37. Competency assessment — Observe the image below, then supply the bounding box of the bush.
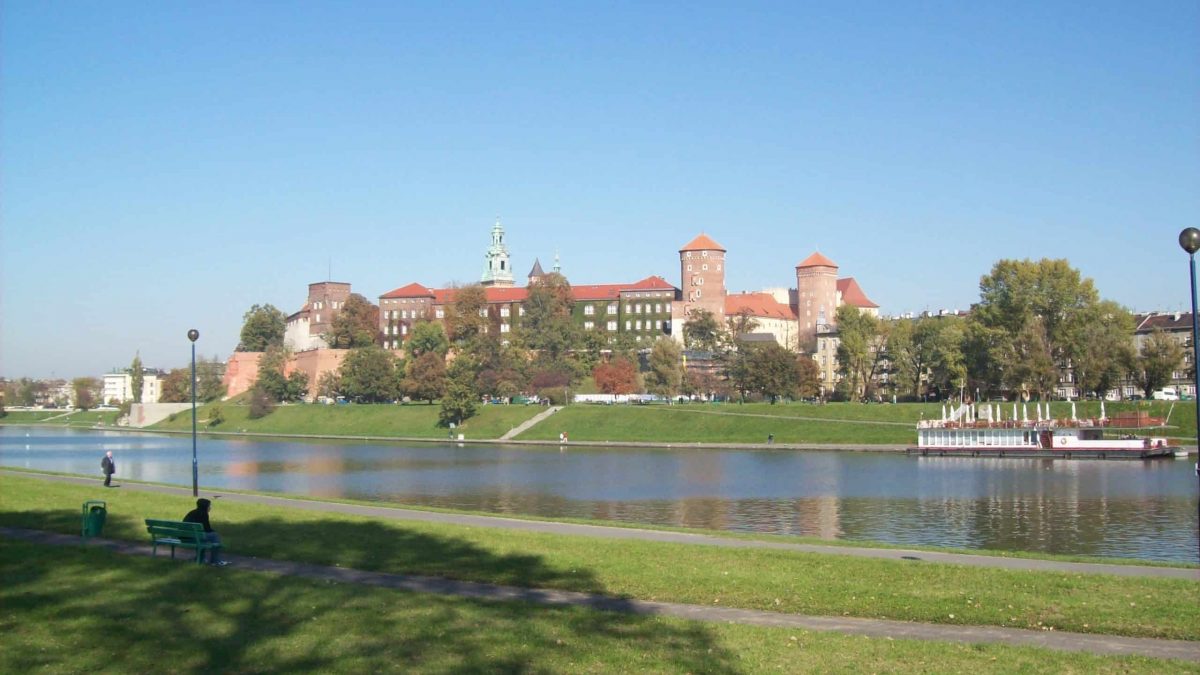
[207,405,225,427]
[536,387,568,406]
[248,387,275,419]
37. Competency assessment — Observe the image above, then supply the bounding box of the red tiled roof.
[1135,312,1194,333]
[796,252,838,268]
[380,283,434,299]
[484,287,528,303]
[680,233,726,252]
[571,284,624,301]
[625,275,676,291]
[837,277,878,309]
[725,292,797,320]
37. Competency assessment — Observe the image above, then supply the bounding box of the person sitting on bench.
[182,498,227,566]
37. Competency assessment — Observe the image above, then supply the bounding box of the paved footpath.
[10,470,1195,581]
[3,525,1198,663]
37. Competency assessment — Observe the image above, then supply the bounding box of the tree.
[197,357,226,402]
[72,377,100,410]
[159,368,189,403]
[439,373,478,428]
[683,310,723,352]
[835,306,888,401]
[742,343,802,403]
[727,310,760,340]
[593,357,639,394]
[248,386,275,419]
[404,352,446,404]
[1131,329,1184,399]
[644,339,683,400]
[238,304,287,352]
[446,284,489,344]
[130,353,144,403]
[255,346,307,402]
[520,272,580,366]
[888,316,967,400]
[339,346,399,402]
[968,259,1105,399]
[317,371,342,400]
[406,321,450,360]
[1070,301,1134,399]
[16,378,41,407]
[328,293,380,349]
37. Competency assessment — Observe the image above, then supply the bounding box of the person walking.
[100,450,116,487]
[183,498,228,566]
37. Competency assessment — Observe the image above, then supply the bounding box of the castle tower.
[671,234,726,340]
[527,258,545,285]
[795,252,839,351]
[481,219,514,287]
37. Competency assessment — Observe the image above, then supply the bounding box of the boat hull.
[906,446,1176,460]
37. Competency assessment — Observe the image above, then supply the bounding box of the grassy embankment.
[0,409,121,428]
[2,473,1196,644]
[143,398,1200,446]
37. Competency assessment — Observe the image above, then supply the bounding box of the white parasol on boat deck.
[1100,400,1107,421]
[1071,401,1077,421]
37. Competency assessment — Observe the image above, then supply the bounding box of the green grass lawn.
[0,409,120,427]
[150,400,544,440]
[4,541,1190,674]
[3,473,1196,642]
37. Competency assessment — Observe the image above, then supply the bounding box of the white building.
[102,370,163,404]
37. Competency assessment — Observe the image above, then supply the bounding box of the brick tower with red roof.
[672,234,727,338]
[795,252,839,351]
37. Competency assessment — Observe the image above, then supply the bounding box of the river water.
[2,427,1197,563]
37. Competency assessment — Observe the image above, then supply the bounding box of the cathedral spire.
[481,218,514,287]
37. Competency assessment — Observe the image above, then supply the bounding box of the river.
[2,427,1196,563]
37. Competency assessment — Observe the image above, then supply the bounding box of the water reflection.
[2,427,1195,562]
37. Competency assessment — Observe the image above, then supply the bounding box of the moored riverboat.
[910,402,1177,459]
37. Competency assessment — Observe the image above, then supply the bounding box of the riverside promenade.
[3,470,1198,663]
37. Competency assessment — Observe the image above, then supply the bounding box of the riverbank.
[140,399,1200,450]
[2,472,1198,671]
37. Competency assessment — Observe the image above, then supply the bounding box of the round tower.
[795,252,839,351]
[671,234,727,337]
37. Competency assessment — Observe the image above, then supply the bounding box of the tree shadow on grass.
[1,511,741,673]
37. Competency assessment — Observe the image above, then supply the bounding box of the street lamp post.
[188,328,200,497]
[1177,228,1200,564]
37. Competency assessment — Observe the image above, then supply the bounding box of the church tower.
[795,252,839,351]
[481,219,514,287]
[671,233,726,340]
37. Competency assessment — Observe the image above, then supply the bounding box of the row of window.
[685,264,720,272]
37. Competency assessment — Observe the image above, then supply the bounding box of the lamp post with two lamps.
[1176,228,1200,564]
[188,328,199,497]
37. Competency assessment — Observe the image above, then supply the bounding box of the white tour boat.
[911,401,1177,460]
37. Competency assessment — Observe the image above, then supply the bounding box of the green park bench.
[144,519,220,565]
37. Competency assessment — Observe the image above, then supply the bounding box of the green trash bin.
[82,500,107,539]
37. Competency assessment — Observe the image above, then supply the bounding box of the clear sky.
[2,2,1197,379]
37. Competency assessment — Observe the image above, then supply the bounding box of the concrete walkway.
[2,526,1197,663]
[499,405,562,440]
[7,470,1197,580]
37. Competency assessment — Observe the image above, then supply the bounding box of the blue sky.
[2,2,1197,378]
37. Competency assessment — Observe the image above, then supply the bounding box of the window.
[500,323,510,333]
[687,264,693,271]
[625,321,632,331]
[636,320,642,330]
[701,251,708,258]
[400,324,408,335]
[315,314,320,323]
[655,304,662,314]
[607,321,617,331]
[696,290,702,298]
[636,304,643,314]
[500,307,510,317]
[702,264,708,271]
[607,304,617,315]
[479,309,488,317]
[435,309,445,319]
[584,321,594,330]
[697,277,704,285]
[519,306,526,316]
[584,305,595,315]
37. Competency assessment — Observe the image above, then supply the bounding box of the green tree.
[683,310,723,352]
[255,346,307,402]
[644,338,683,400]
[197,357,226,402]
[130,353,144,404]
[1131,329,1184,399]
[339,346,399,403]
[439,376,478,428]
[317,371,342,400]
[406,321,450,360]
[238,304,287,352]
[248,386,275,419]
[404,352,446,404]
[72,377,100,410]
[328,293,380,349]
[742,343,801,403]
[796,355,821,399]
[726,310,760,340]
[16,378,42,407]
[835,306,887,401]
[520,272,580,367]
[446,284,489,344]
[1070,301,1134,399]
[888,316,967,400]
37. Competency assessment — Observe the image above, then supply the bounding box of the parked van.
[1151,387,1179,401]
